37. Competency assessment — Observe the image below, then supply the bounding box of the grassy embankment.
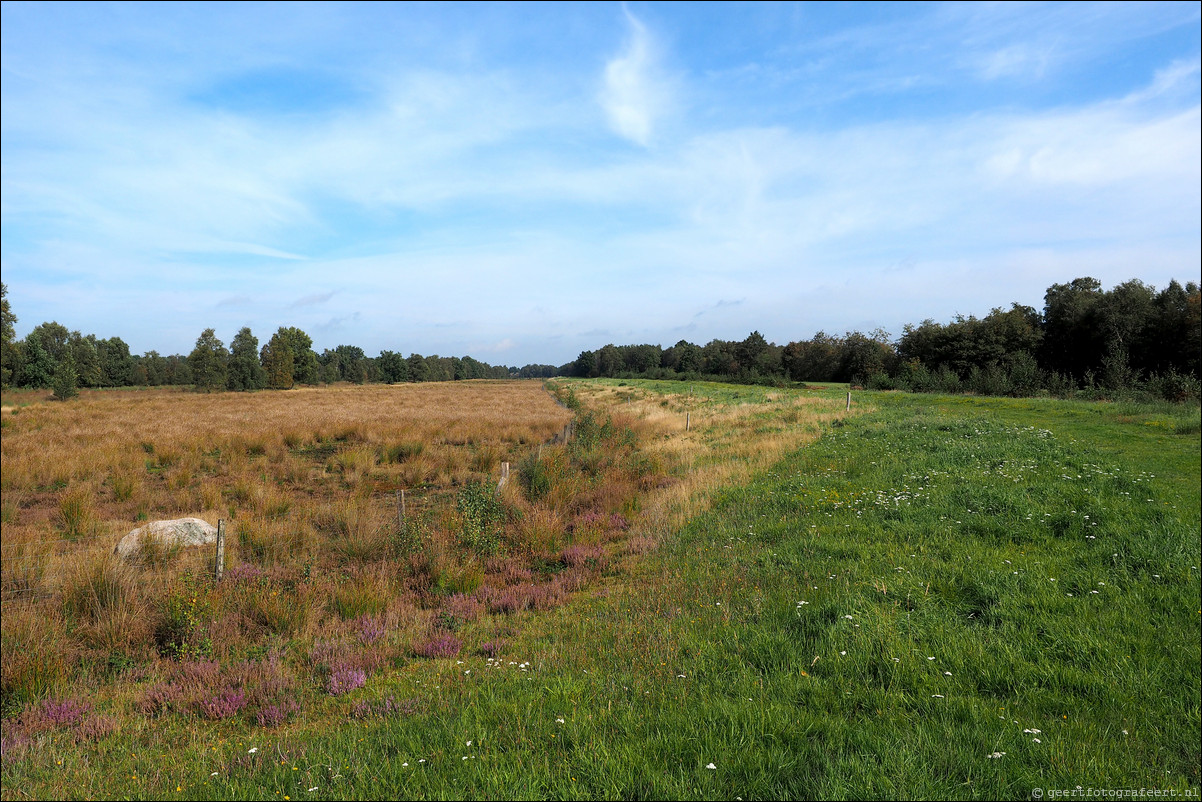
[3,380,1199,799]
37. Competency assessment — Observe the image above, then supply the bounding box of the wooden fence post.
[396,489,406,530]
[214,519,225,582]
[846,391,851,412]
[686,411,690,431]
[496,462,510,494]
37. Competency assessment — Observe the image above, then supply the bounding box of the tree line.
[2,276,1198,401]
[563,277,1200,402]
[0,284,532,397]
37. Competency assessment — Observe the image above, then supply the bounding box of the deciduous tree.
[188,328,229,392]
[227,327,265,391]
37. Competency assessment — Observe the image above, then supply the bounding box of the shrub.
[51,356,79,401]
[442,593,483,626]
[23,697,91,731]
[561,544,605,569]
[156,574,214,660]
[255,700,299,728]
[136,683,185,718]
[479,640,506,658]
[326,664,367,696]
[197,688,248,720]
[456,481,505,556]
[355,615,385,645]
[519,453,555,501]
[414,633,462,659]
[225,562,266,584]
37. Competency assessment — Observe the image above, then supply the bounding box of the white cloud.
[599,9,670,147]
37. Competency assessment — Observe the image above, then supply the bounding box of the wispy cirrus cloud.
[599,8,673,147]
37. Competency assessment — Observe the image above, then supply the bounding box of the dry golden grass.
[1,382,570,681]
[1,381,570,547]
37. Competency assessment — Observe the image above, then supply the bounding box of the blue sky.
[2,1,1199,366]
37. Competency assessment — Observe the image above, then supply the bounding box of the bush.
[1146,368,1200,403]
[519,453,554,501]
[51,356,78,401]
[456,481,505,556]
[156,573,213,660]
[931,366,963,394]
[325,665,367,696]
[414,633,462,659]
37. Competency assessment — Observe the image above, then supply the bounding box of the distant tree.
[261,332,295,389]
[164,354,192,385]
[377,350,410,383]
[317,350,342,383]
[701,339,737,376]
[459,355,487,380]
[188,328,229,392]
[782,332,841,382]
[1041,277,1104,379]
[736,331,769,376]
[331,344,367,383]
[517,363,558,378]
[0,283,16,387]
[839,330,895,384]
[28,322,71,365]
[624,344,662,374]
[672,340,702,374]
[434,356,458,381]
[139,351,168,386]
[275,326,318,384]
[70,333,103,388]
[407,353,430,382]
[18,329,56,388]
[51,350,78,401]
[227,327,265,391]
[1148,280,1202,378]
[0,283,13,351]
[573,350,597,378]
[596,344,622,377]
[97,336,134,386]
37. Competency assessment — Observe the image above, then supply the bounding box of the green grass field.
[2,383,1198,800]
